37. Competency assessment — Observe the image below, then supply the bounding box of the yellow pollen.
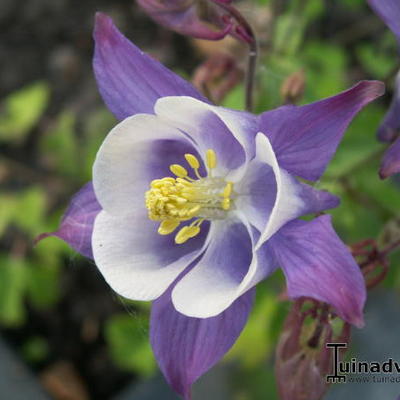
[206,149,217,169]
[145,149,234,244]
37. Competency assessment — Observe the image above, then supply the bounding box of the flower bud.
[137,0,233,40]
[377,70,400,143]
[275,299,350,400]
[280,69,306,104]
[192,53,242,102]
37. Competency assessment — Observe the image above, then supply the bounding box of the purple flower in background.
[368,0,400,178]
[137,0,234,40]
[38,13,384,399]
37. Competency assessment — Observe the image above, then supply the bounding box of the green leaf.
[0,256,27,327]
[324,104,384,177]
[302,41,348,101]
[13,187,47,237]
[81,109,116,181]
[226,274,287,369]
[0,194,18,237]
[104,314,156,376]
[222,84,245,111]
[0,82,49,143]
[21,336,49,363]
[40,112,79,178]
[274,15,306,56]
[27,264,60,309]
[357,43,397,79]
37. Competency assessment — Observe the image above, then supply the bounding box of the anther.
[222,182,233,198]
[184,154,200,169]
[175,225,201,244]
[206,149,217,170]
[158,220,180,235]
[170,164,188,178]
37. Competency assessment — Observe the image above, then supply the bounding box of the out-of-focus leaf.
[232,363,278,400]
[340,0,364,9]
[81,109,116,181]
[303,0,324,21]
[0,194,18,237]
[324,104,384,177]
[40,112,79,177]
[384,252,400,288]
[357,42,397,80]
[256,55,302,112]
[0,82,49,142]
[0,256,27,327]
[13,187,46,236]
[21,336,49,363]
[27,264,60,309]
[226,291,284,368]
[104,314,156,376]
[302,41,347,101]
[274,15,306,56]
[222,84,245,111]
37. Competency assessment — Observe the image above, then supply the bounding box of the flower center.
[145,149,234,244]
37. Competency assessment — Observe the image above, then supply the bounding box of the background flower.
[368,0,400,178]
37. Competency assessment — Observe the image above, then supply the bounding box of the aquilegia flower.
[368,0,400,178]
[39,13,384,399]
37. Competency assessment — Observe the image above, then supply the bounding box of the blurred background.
[1,0,400,399]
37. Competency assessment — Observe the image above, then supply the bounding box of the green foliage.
[0,257,28,327]
[21,336,49,363]
[0,82,49,143]
[226,288,286,368]
[14,187,47,236]
[27,264,60,309]
[40,112,79,177]
[104,314,156,376]
[302,41,348,100]
[81,109,116,180]
[357,43,397,80]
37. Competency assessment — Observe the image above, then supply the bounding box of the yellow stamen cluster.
[145,149,233,244]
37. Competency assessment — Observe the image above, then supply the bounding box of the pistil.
[145,149,233,244]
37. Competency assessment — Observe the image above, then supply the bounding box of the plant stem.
[213,1,258,111]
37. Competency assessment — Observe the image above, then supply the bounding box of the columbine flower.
[368,0,400,178]
[275,299,351,400]
[39,13,384,399]
[137,0,234,40]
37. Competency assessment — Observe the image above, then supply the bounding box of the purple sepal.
[150,285,255,399]
[377,72,400,142]
[270,215,366,328]
[368,0,400,46]
[380,136,400,179]
[259,81,385,181]
[137,0,233,41]
[36,182,101,259]
[93,13,208,121]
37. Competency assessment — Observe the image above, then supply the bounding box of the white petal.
[93,113,196,216]
[171,217,276,318]
[253,133,306,249]
[92,209,209,301]
[154,96,256,181]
